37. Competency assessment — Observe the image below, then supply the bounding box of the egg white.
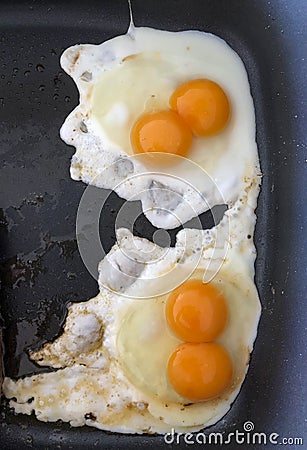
[3,179,261,434]
[60,26,260,229]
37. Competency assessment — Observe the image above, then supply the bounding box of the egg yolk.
[170,79,230,137]
[166,280,228,342]
[130,110,192,158]
[168,342,232,401]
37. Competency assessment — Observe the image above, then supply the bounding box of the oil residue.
[0,194,81,379]
[35,64,45,72]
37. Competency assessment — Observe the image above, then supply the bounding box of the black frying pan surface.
[0,0,306,448]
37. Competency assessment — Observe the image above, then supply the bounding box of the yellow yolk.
[166,280,228,342]
[130,110,192,158]
[170,79,230,137]
[167,342,233,401]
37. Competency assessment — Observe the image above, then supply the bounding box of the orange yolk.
[130,110,192,158]
[166,280,228,342]
[170,79,230,137]
[167,342,233,401]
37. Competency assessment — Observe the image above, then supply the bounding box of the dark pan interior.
[0,0,306,448]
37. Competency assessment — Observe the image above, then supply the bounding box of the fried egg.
[3,180,261,433]
[60,25,260,229]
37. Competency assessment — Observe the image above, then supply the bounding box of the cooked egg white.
[3,180,261,434]
[60,25,260,229]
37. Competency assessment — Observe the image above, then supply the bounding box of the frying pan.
[0,0,306,448]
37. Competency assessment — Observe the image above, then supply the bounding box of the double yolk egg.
[166,280,232,402]
[131,79,230,159]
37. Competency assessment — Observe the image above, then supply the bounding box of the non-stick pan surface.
[0,0,306,449]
